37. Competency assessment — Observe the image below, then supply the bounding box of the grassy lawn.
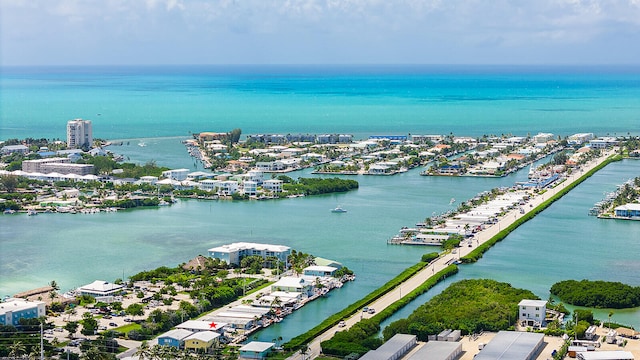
[113,323,141,333]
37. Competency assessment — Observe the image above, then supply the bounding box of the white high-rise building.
[67,119,93,148]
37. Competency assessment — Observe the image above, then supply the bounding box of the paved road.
[286,150,614,360]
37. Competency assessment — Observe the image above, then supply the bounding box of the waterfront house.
[0,298,46,326]
[262,179,283,193]
[301,152,325,162]
[518,299,546,326]
[246,169,264,184]
[157,329,193,348]
[239,341,275,360]
[138,176,158,185]
[303,265,337,277]
[88,148,108,157]
[533,133,554,144]
[218,180,239,195]
[243,180,258,196]
[568,133,594,146]
[208,242,291,266]
[187,171,214,181]
[614,204,640,219]
[271,277,313,296]
[184,331,220,352]
[78,280,125,298]
[589,137,618,149]
[368,163,392,175]
[198,179,221,192]
[255,161,286,172]
[162,169,190,181]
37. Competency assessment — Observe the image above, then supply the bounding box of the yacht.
[331,206,347,213]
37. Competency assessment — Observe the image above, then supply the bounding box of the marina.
[2,66,640,348]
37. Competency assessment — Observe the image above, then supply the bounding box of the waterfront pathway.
[287,149,615,360]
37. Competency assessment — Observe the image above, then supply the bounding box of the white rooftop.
[578,351,634,360]
[208,242,290,253]
[518,299,547,307]
[177,320,227,331]
[303,265,338,273]
[79,280,124,293]
[159,329,193,340]
[272,277,307,288]
[0,298,45,315]
[184,330,220,342]
[239,341,275,352]
[615,203,640,211]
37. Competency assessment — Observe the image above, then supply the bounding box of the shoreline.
[284,148,617,359]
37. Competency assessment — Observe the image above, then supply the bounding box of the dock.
[286,149,617,360]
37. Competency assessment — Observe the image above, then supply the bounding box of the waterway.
[2,138,639,341]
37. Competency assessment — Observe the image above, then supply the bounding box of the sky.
[1,0,640,66]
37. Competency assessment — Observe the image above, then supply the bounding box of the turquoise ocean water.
[1,65,640,340]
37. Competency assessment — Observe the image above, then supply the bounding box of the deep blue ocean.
[1,65,640,340]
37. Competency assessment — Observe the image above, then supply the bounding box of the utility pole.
[40,322,44,360]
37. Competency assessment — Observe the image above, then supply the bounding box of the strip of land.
[286,148,616,360]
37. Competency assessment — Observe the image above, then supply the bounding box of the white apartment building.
[67,119,93,148]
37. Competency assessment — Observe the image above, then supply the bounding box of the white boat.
[27,209,38,216]
[331,206,347,213]
[3,209,16,214]
[138,142,147,147]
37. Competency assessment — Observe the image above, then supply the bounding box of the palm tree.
[49,290,58,303]
[80,345,111,360]
[271,296,282,311]
[608,311,614,330]
[134,341,153,360]
[50,280,60,291]
[300,344,310,360]
[8,341,26,358]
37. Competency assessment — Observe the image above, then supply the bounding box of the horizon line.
[2,63,640,68]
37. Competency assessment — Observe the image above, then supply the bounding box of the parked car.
[109,322,117,327]
[362,307,369,312]
[338,321,346,328]
[368,308,376,314]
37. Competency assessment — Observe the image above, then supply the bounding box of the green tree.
[81,312,98,336]
[0,175,19,192]
[126,303,145,319]
[65,321,79,338]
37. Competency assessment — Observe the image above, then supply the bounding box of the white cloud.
[1,0,640,65]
